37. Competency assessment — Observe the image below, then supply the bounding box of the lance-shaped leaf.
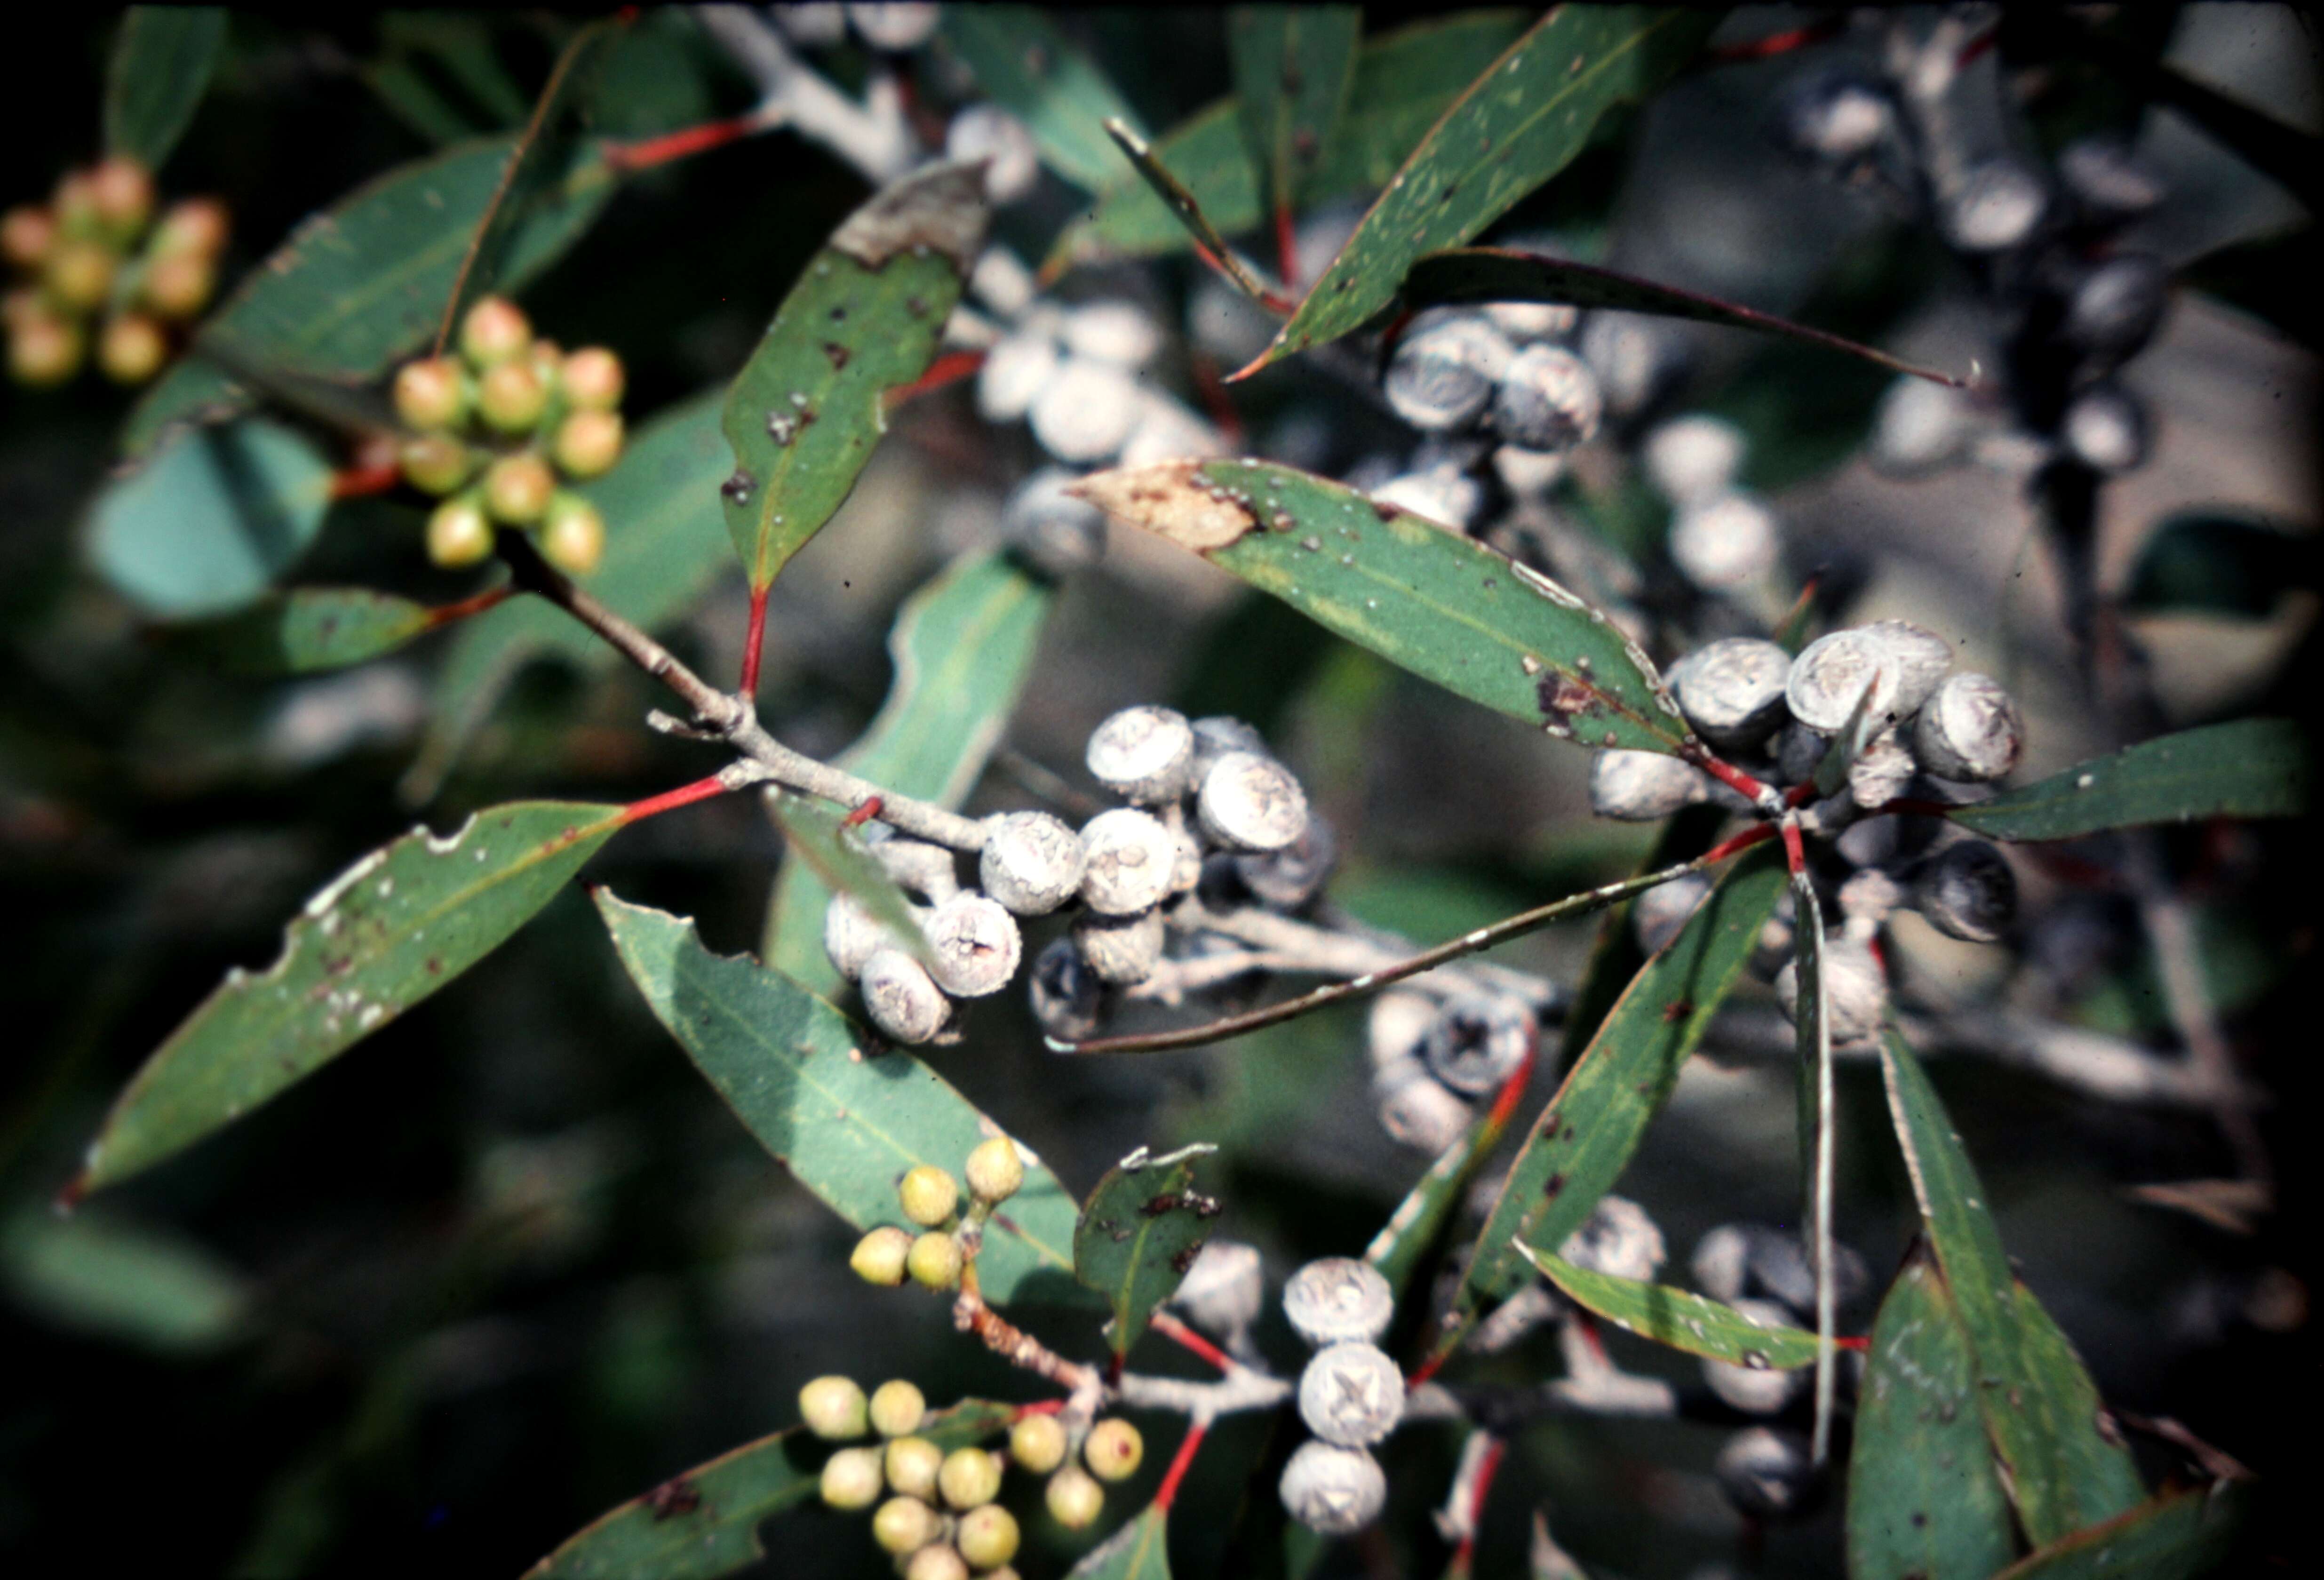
[409,390,736,798]
[767,794,932,970]
[1405,250,1966,386]
[766,551,1054,991]
[1054,12,1531,265]
[1990,1484,2246,1580]
[1075,459,1688,754]
[164,586,487,674]
[86,418,335,618]
[1229,7,1362,218]
[939,7,1146,193]
[595,894,1084,1307]
[1074,1146,1220,1359]
[1520,1246,1820,1369]
[77,801,626,1196]
[719,162,988,592]
[105,7,227,170]
[1792,867,1840,1465]
[1846,1251,2017,1580]
[1070,1504,1172,1580]
[1947,718,2307,842]
[528,1399,1015,1580]
[1449,845,1786,1330]
[1878,1030,2145,1544]
[1252,8,1715,371]
[1365,1097,1508,1302]
[123,134,617,454]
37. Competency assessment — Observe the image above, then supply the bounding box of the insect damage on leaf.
[828,161,990,271]
[1072,459,1258,551]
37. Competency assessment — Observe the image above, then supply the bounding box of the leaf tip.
[829,160,991,274]
[1072,461,1257,551]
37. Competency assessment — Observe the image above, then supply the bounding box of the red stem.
[1693,751,1773,806]
[1700,822,1777,865]
[1709,18,1843,63]
[605,110,775,173]
[329,463,403,501]
[1449,1435,1508,1574]
[1780,819,1807,876]
[739,587,769,698]
[1149,1310,1233,1374]
[1152,1417,1210,1512]
[882,349,987,413]
[421,583,514,629]
[621,773,738,826]
[842,796,885,830]
[1274,201,1299,294]
[1836,1334,1870,1353]
[1483,1028,1538,1132]
[1186,353,1245,447]
[1011,1398,1067,1420]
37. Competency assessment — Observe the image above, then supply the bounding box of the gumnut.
[1296,1341,1404,1446]
[1279,1440,1386,1534]
[1282,1257,1393,1347]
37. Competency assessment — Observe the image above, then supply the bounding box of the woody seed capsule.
[979,810,1086,916]
[976,330,1059,423]
[1000,465,1106,576]
[2058,136,2166,219]
[823,892,899,980]
[870,837,961,901]
[1870,374,1977,474]
[1073,909,1165,985]
[1942,158,2048,253]
[2063,253,2168,363]
[1297,1342,1404,1446]
[860,949,951,1044]
[1170,1239,1264,1338]
[1366,990,1436,1070]
[1197,750,1309,852]
[922,893,1022,997]
[1030,357,1141,462]
[946,104,1041,204]
[1786,625,1934,734]
[1912,671,2023,782]
[1282,1257,1393,1348]
[1633,872,1712,956]
[1279,1441,1387,1534]
[1916,839,2017,943]
[1701,1299,1807,1414]
[1234,816,1337,910]
[2063,383,2149,474]
[1383,311,1512,432]
[1559,1194,1665,1282]
[1027,937,1103,1040]
[1670,637,1791,751]
[1374,1062,1473,1154]
[1490,343,1602,453]
[1775,933,1888,1046]
[1589,749,1710,821]
[1079,807,1178,915]
[1669,490,1780,591]
[1087,705,1196,804]
[1847,726,1918,811]
[1716,1428,1819,1520]
[1643,414,1746,506]
[1421,995,1534,1096]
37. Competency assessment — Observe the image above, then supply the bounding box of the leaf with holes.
[766,551,1055,992]
[163,587,461,674]
[1075,458,1688,754]
[1446,844,1784,1337]
[1947,718,2307,842]
[1053,11,1531,266]
[1878,1029,2146,1545]
[595,893,1086,1308]
[122,134,617,455]
[1069,1504,1172,1580]
[1229,7,1362,219]
[1990,1483,2246,1580]
[1520,1246,1820,1369]
[766,794,934,971]
[1846,1250,2017,1580]
[938,7,1144,193]
[527,1399,1016,1580]
[77,801,626,1196]
[1252,7,1714,371]
[105,7,227,170]
[1404,250,1966,385]
[719,162,987,593]
[1074,1147,1220,1359]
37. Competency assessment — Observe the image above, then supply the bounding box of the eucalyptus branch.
[690,5,917,181]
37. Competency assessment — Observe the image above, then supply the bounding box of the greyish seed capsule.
[1197,750,1309,852]
[1861,622,1953,712]
[845,1,938,50]
[1490,343,1603,453]
[1912,671,2023,782]
[975,331,1060,423]
[1917,839,2017,942]
[2064,253,2168,362]
[1282,1257,1394,1348]
[1702,1299,1807,1414]
[1643,414,1746,506]
[1063,300,1163,369]
[1691,1224,1751,1303]
[1775,720,1833,785]
[1847,726,1918,810]
[1279,1441,1386,1534]
[1633,871,1712,956]
[1374,1061,1474,1154]
[1581,310,1686,420]
[1942,158,2048,253]
[1087,705,1196,805]
[1558,1194,1665,1284]
[1835,812,1902,869]
[860,949,952,1044]
[2058,135,2166,219]
[1492,443,1568,497]
[1870,374,1977,475]
[922,893,1023,997]
[1420,995,1534,1097]
[1367,990,1438,1072]
[1170,1239,1264,1338]
[1297,1342,1405,1447]
[1737,1228,1869,1317]
[1482,295,1579,343]
[1669,491,1781,592]
[1716,1428,1819,1520]
[1785,624,1942,734]
[824,891,899,980]
[1370,465,1485,532]
[1837,868,1906,926]
[1001,465,1107,578]
[1234,816,1337,910]
[1073,909,1165,985]
[1670,637,1791,751]
[871,837,962,901]
[1383,311,1513,432]
[947,105,1041,206]
[1078,807,1178,915]
[979,810,1087,916]
[1775,933,1887,1046]
[1780,71,1894,163]
[1589,750,1711,821]
[1027,937,1103,1040]
[1188,715,1267,785]
[2063,383,2149,474]
[1030,358,1141,463]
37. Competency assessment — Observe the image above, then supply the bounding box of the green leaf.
[1054,12,1531,266]
[78,801,626,1195]
[1101,120,1287,307]
[1520,1247,1820,1369]
[1792,866,1839,1464]
[0,1207,249,1356]
[1449,844,1785,1329]
[1364,1105,1503,1303]
[766,551,1055,992]
[104,7,227,170]
[1877,1029,2146,1545]
[1074,1146,1219,1359]
[939,6,1146,193]
[1254,7,1714,370]
[1228,7,1362,217]
[719,162,987,592]
[1990,1484,2246,1580]
[1076,458,1689,754]
[1946,718,2308,842]
[766,794,933,970]
[408,390,738,798]
[1069,1504,1172,1580]
[1403,250,1966,386]
[163,587,448,674]
[1846,1252,2017,1580]
[85,418,335,619]
[527,1399,1016,1580]
[123,134,618,455]
[593,892,1085,1308]
[2123,511,2315,616]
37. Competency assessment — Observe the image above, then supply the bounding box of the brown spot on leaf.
[644,1477,701,1520]
[827,160,989,271]
[1543,1172,1565,1198]
[822,342,851,371]
[1172,1243,1205,1274]
[1536,671,1603,730]
[1072,461,1256,551]
[1663,998,1695,1023]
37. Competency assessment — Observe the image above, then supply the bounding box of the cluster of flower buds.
[821,705,1328,1048]
[3,157,225,388]
[1366,987,1536,1154]
[850,1137,1027,1294]
[392,295,627,575]
[1592,623,2025,1043]
[1276,1258,1400,1534]
[804,1369,1040,1579]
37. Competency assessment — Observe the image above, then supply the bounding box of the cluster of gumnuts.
[828,1137,1145,1570]
[2,156,225,389]
[1365,986,1539,1156]
[390,294,627,576]
[1272,1257,1405,1534]
[822,704,1324,1048]
[1595,620,2026,1045]
[1779,58,2171,482]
